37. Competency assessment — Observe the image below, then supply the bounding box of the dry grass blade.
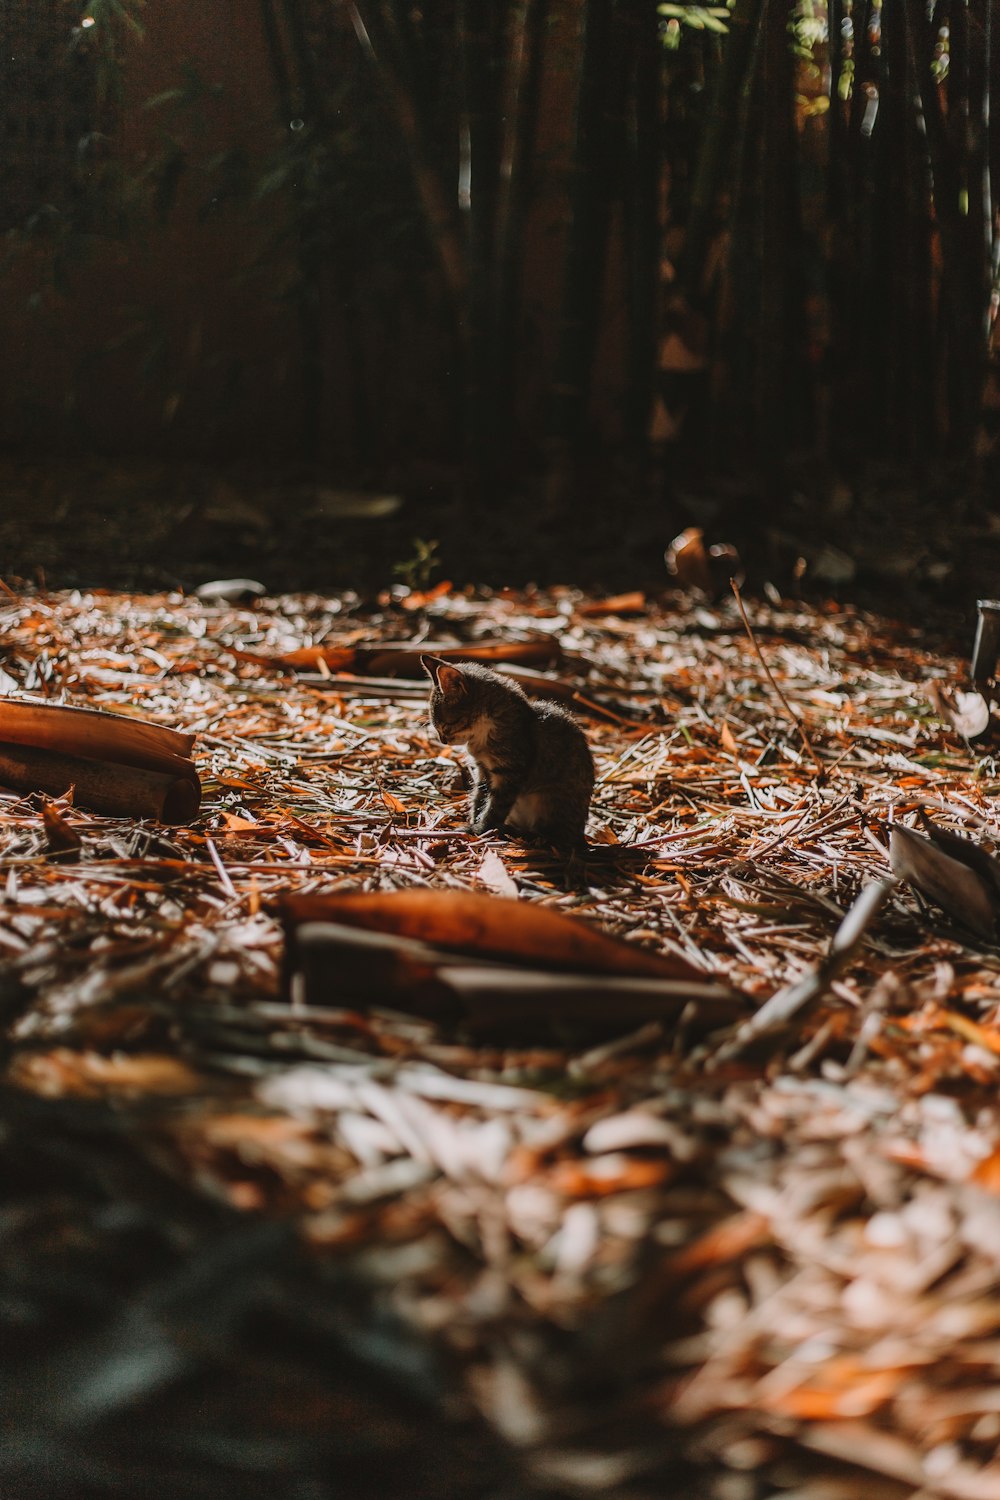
[731,579,823,771]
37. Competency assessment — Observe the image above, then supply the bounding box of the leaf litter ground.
[3,582,1000,1500]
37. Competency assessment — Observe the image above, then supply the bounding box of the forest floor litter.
[3,579,1000,1500]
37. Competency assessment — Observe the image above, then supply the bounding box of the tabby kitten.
[421,655,594,849]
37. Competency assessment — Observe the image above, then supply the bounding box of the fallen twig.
[731,580,824,772]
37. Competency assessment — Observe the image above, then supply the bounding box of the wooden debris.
[239,636,562,674]
[0,697,200,822]
[279,887,716,981]
[889,819,1000,940]
[285,917,745,1033]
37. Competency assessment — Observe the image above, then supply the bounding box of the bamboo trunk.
[0,744,199,824]
[260,0,324,460]
[673,0,760,301]
[456,0,502,500]
[491,0,548,465]
[347,0,468,313]
[621,0,661,459]
[756,0,803,479]
[544,0,617,513]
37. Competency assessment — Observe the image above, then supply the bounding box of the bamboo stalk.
[491,0,548,460]
[544,0,618,508]
[455,0,502,498]
[756,0,804,475]
[346,0,469,309]
[621,0,661,457]
[0,743,200,824]
[673,0,759,301]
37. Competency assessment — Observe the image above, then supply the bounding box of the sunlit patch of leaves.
[658,2,732,49]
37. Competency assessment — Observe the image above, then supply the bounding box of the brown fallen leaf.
[41,799,83,858]
[10,1048,204,1097]
[574,592,646,618]
[548,1155,674,1197]
[719,722,739,757]
[665,530,744,598]
[665,527,713,593]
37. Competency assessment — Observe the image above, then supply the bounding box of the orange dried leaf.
[11,1048,203,1097]
[575,592,646,618]
[938,1009,1000,1055]
[720,722,739,757]
[219,811,260,832]
[42,800,83,855]
[549,1155,673,1197]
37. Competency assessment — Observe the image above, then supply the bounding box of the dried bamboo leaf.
[194,578,266,603]
[665,526,713,593]
[712,880,893,1059]
[574,592,647,618]
[42,800,83,857]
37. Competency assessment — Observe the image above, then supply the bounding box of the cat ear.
[420,654,467,696]
[422,654,470,693]
[437,663,468,696]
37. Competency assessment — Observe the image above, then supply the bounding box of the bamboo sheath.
[0,698,200,823]
[0,698,195,774]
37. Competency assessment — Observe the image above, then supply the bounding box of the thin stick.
[205,837,238,901]
[731,581,823,773]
